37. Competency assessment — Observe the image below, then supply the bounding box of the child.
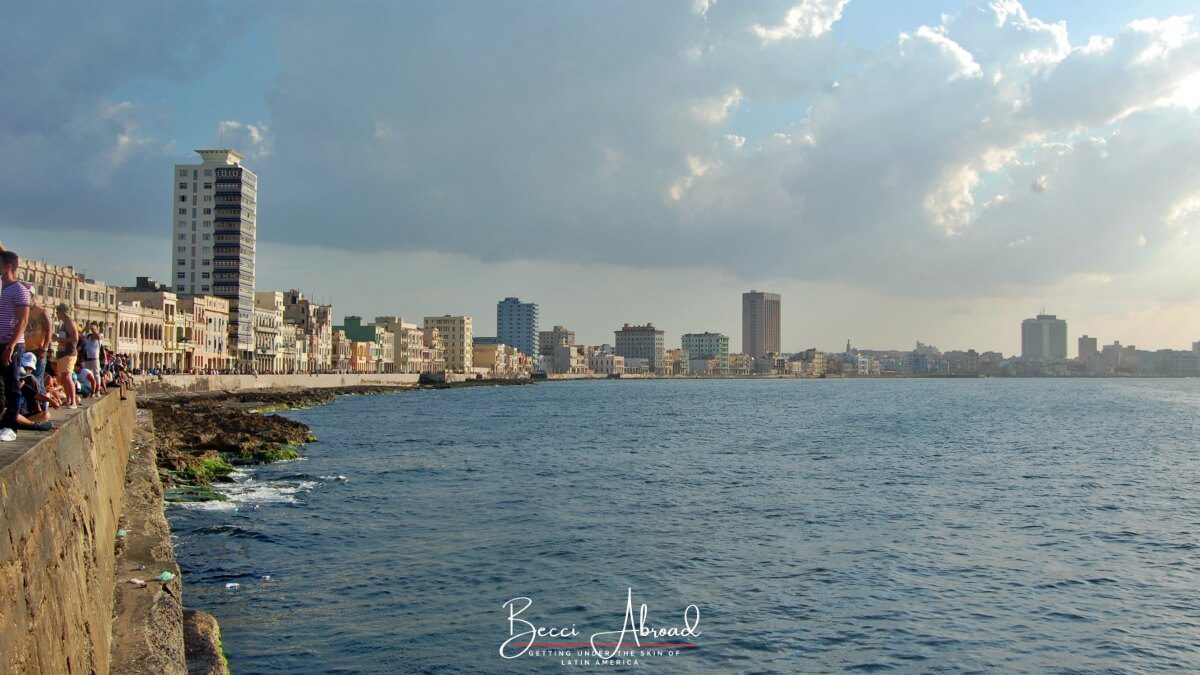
[17,352,53,430]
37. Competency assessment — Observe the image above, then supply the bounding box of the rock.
[183,609,228,675]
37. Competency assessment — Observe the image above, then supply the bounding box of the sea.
[166,378,1200,673]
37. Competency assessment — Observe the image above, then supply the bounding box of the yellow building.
[423,315,473,373]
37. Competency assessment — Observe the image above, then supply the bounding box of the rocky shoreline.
[139,379,532,502]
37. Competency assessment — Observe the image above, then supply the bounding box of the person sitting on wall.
[16,352,52,430]
[43,362,65,408]
[74,361,97,399]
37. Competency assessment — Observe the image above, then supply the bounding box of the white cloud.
[906,25,983,80]
[1129,15,1195,63]
[751,0,849,43]
[216,120,272,158]
[692,87,743,124]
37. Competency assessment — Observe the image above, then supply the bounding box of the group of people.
[0,242,133,443]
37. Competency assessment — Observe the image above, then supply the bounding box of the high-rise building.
[1078,335,1098,360]
[424,315,474,373]
[1021,313,1068,360]
[614,323,665,374]
[171,149,257,366]
[681,332,730,369]
[742,290,781,358]
[538,325,575,356]
[497,297,539,356]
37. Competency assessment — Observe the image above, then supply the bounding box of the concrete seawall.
[0,394,136,674]
[138,372,422,396]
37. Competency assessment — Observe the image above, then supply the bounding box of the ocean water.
[166,378,1200,673]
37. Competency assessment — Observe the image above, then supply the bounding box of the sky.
[2,0,1199,355]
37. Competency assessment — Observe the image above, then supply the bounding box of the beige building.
[283,289,334,372]
[473,343,532,378]
[423,327,446,373]
[116,301,166,369]
[18,257,77,313]
[589,352,624,375]
[665,348,689,375]
[17,258,118,337]
[376,316,434,374]
[538,325,575,356]
[552,344,591,374]
[424,315,473,373]
[728,353,753,376]
[118,279,180,370]
[332,329,351,371]
[254,291,285,373]
[177,295,230,371]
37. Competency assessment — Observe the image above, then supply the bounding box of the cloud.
[0,1,247,234]
[3,0,1199,306]
[751,0,850,43]
[216,120,273,159]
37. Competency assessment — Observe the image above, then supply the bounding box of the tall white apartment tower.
[171,149,257,366]
[497,297,539,356]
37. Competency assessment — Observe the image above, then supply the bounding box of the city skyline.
[2,1,1199,354]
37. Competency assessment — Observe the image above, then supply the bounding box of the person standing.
[81,324,107,396]
[0,247,31,440]
[54,303,79,409]
[23,284,51,388]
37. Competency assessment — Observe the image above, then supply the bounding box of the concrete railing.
[136,372,422,395]
[0,393,136,674]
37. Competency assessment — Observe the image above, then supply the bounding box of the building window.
[178,234,186,241]
[204,169,212,176]
[177,273,186,279]
[203,208,212,215]
[178,208,187,215]
[202,260,210,266]
[179,195,187,202]
[177,246,185,253]
[203,221,211,227]
[202,285,210,292]
[204,182,212,189]
[203,195,212,202]
[179,182,187,189]
[177,285,185,292]
[179,170,187,177]
[202,272,210,279]
[203,234,210,241]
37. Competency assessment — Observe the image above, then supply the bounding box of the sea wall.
[138,372,421,395]
[0,393,136,674]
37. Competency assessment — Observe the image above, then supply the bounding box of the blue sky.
[2,1,1199,353]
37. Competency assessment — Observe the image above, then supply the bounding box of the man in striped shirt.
[0,244,32,439]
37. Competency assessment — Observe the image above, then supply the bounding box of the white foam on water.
[173,500,239,512]
[213,466,319,505]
